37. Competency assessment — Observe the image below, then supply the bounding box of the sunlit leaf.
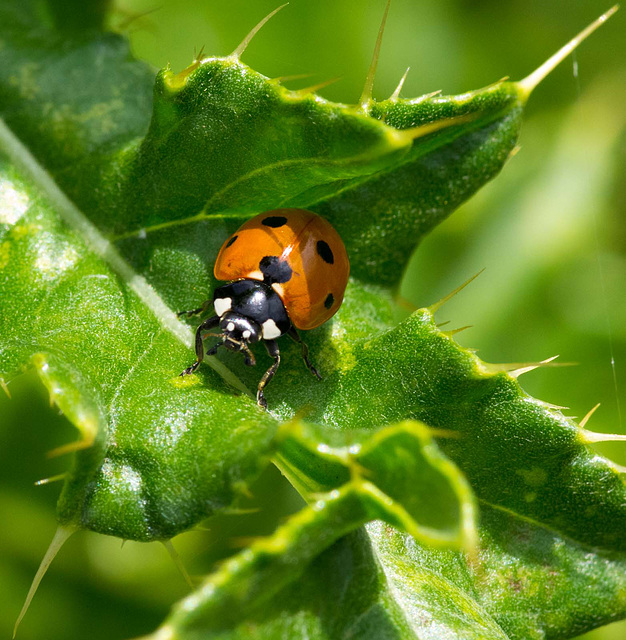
[1,1,623,638]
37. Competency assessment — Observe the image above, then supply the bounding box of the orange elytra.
[179,208,349,408]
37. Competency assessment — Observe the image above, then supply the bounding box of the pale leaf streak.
[33,264,79,325]
[112,151,401,241]
[366,525,415,634]
[0,117,252,398]
[108,327,164,428]
[111,212,247,242]
[197,144,409,213]
[479,498,621,547]
[116,105,480,242]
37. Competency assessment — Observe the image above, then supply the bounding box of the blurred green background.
[1,1,624,638]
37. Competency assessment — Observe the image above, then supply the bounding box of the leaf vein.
[0,117,252,399]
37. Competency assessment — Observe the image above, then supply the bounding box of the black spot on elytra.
[317,240,334,264]
[324,293,334,309]
[262,216,288,228]
[225,235,238,248]
[260,256,293,284]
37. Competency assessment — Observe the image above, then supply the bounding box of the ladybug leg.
[176,299,212,318]
[180,315,220,376]
[287,327,322,380]
[242,345,257,367]
[257,340,280,409]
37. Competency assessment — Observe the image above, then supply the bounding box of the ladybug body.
[179,209,350,408]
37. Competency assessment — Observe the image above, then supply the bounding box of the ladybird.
[178,208,350,408]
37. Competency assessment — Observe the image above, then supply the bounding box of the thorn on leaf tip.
[443,325,472,337]
[47,431,96,458]
[480,355,562,377]
[161,540,194,589]
[291,77,341,97]
[429,269,485,314]
[359,0,392,109]
[34,473,68,486]
[195,45,206,63]
[390,67,410,101]
[519,6,619,97]
[579,425,626,444]
[272,73,315,85]
[579,403,601,429]
[508,145,522,160]
[230,4,289,60]
[509,355,560,378]
[14,526,75,638]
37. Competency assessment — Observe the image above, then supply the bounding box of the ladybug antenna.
[241,344,257,367]
[230,3,289,60]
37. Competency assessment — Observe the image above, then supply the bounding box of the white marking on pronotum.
[242,330,252,339]
[214,297,232,317]
[227,322,236,332]
[271,283,285,297]
[262,319,281,339]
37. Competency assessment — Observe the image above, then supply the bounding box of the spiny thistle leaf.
[0,1,623,639]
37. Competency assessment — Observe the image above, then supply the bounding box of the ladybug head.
[219,312,262,355]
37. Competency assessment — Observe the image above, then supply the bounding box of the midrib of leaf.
[109,127,414,242]
[0,116,252,398]
[476,497,618,551]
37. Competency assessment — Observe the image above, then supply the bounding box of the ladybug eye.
[316,240,334,264]
[225,234,238,248]
[262,216,288,228]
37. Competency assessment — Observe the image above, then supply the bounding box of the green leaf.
[0,2,522,289]
[0,149,276,541]
[366,505,626,640]
[275,419,477,549]
[0,0,523,542]
[1,1,624,639]
[146,306,626,638]
[147,420,480,639]
[149,510,626,640]
[272,307,626,552]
